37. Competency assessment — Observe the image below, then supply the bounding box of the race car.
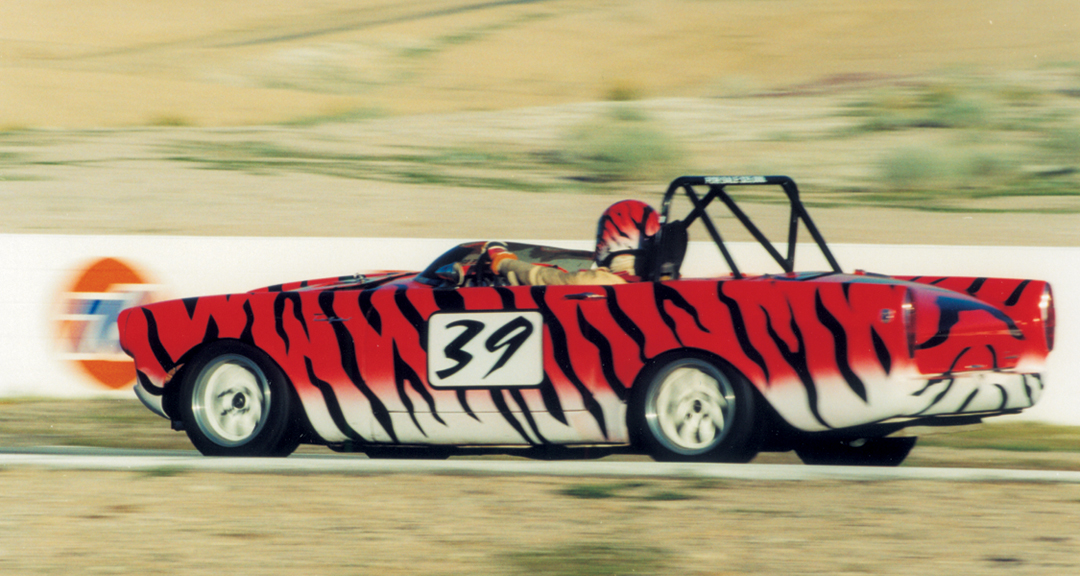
[117,176,1055,465]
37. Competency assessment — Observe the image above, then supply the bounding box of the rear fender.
[900,277,1053,374]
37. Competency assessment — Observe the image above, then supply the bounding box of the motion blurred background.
[1,0,1078,241]
[3,5,1080,575]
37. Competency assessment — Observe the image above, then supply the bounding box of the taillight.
[1040,284,1055,351]
[902,290,917,358]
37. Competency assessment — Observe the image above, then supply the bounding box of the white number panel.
[427,311,544,388]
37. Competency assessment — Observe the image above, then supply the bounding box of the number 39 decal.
[427,311,544,388]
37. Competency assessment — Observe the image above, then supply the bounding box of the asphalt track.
[3,448,1080,483]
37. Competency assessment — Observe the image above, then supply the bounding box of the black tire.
[271,427,304,457]
[795,436,917,467]
[631,354,759,463]
[178,341,297,457]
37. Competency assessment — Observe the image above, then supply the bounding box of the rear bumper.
[911,370,1044,417]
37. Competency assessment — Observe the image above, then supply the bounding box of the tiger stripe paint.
[118,270,1052,447]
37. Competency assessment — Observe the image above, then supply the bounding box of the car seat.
[643,220,688,281]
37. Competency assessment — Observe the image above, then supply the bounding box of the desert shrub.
[878,145,1020,192]
[148,115,193,127]
[558,106,683,182]
[918,86,990,129]
[848,80,1002,132]
[879,147,947,189]
[603,79,644,102]
[1042,125,1080,158]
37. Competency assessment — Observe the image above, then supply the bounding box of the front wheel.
[631,355,759,462]
[178,341,297,457]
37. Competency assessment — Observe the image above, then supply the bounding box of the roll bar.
[659,175,842,278]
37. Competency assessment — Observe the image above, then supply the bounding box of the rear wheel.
[632,355,759,462]
[795,436,917,467]
[179,341,297,457]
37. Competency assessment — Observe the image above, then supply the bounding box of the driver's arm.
[496,257,624,286]
[483,241,624,286]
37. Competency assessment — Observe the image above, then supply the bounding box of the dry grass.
[3,0,1078,128]
[2,0,1079,238]
[2,469,1078,575]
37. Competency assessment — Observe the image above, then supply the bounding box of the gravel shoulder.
[5,399,1080,575]
[4,468,1080,576]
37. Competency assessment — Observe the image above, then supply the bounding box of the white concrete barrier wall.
[2,234,1075,424]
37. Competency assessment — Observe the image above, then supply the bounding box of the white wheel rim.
[192,355,270,447]
[646,361,735,454]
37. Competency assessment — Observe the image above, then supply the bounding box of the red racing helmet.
[595,200,661,271]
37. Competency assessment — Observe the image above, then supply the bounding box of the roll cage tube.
[659,175,842,278]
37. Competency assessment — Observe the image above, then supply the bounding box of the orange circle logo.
[55,258,157,389]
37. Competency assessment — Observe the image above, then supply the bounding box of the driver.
[485,200,661,286]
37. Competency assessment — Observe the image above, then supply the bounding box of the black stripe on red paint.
[763,303,831,429]
[716,283,770,383]
[318,291,398,443]
[304,356,367,443]
[531,286,608,439]
[814,292,868,402]
[576,307,628,402]
[1004,280,1032,307]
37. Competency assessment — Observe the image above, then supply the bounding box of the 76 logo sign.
[427,312,544,388]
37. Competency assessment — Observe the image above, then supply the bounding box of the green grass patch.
[0,151,24,165]
[167,140,557,192]
[642,489,695,501]
[1042,125,1080,157]
[919,422,1080,453]
[558,481,646,499]
[503,542,669,576]
[401,11,553,60]
[558,481,697,501]
[877,145,1022,193]
[139,466,187,478]
[844,78,1054,133]
[282,107,386,127]
[0,397,193,451]
[829,72,1080,211]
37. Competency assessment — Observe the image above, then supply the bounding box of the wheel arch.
[626,347,768,453]
[161,338,310,438]
[159,342,211,423]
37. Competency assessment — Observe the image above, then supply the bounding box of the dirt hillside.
[3,0,1077,128]
[3,1,1078,243]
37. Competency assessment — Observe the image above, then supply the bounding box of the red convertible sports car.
[118,176,1055,465]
